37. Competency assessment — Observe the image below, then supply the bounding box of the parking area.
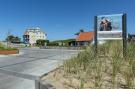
[0,48,79,89]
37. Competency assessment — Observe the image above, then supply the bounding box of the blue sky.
[0,0,135,41]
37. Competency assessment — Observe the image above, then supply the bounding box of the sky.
[0,0,135,41]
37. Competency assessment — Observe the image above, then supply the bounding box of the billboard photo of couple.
[97,14,123,40]
[97,14,122,31]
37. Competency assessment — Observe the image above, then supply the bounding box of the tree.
[47,42,59,46]
[6,35,21,43]
[75,29,85,35]
[36,39,49,46]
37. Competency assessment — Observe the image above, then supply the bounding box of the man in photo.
[99,18,112,31]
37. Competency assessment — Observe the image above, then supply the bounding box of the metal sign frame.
[94,13,127,57]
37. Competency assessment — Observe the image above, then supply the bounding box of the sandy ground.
[42,67,96,89]
[41,60,134,89]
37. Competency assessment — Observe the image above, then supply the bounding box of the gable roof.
[76,32,94,41]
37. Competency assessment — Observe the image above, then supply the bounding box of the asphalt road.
[0,48,79,89]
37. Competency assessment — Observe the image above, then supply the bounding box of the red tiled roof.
[76,32,94,41]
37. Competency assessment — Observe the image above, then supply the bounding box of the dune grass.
[62,41,135,89]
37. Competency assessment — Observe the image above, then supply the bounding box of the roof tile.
[76,32,94,41]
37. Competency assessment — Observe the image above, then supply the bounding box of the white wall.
[26,29,47,45]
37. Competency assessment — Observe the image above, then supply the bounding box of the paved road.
[0,48,79,89]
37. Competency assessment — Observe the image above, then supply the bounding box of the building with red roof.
[76,32,94,46]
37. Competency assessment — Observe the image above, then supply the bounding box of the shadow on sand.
[40,82,57,89]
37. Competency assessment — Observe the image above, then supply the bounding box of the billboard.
[97,14,123,40]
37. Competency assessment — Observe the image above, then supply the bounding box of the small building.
[23,27,47,46]
[76,32,94,46]
[52,39,76,46]
[128,34,135,42]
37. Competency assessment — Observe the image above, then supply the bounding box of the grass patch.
[46,41,135,89]
[0,43,18,51]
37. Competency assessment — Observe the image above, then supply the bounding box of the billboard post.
[94,16,97,57]
[122,13,127,58]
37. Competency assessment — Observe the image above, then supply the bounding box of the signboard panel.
[97,14,123,40]
[94,13,127,57]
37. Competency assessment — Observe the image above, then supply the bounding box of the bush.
[0,43,18,51]
[47,42,59,46]
[36,39,49,46]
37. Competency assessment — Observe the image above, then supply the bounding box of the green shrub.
[0,43,18,51]
[36,39,49,46]
[47,42,59,46]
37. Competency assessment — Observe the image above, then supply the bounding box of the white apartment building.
[23,27,47,45]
